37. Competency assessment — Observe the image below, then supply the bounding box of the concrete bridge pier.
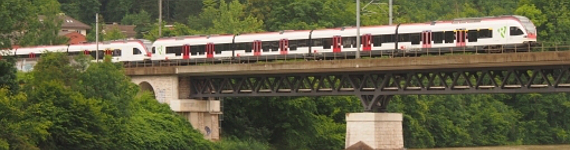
[131,75,222,141]
[345,95,404,150]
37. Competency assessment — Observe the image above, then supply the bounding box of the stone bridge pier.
[130,75,222,141]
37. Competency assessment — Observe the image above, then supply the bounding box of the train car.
[3,40,150,62]
[150,15,537,61]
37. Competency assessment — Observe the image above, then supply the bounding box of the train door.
[362,34,372,51]
[455,29,466,47]
[279,39,289,55]
[183,44,190,59]
[29,53,36,59]
[206,43,214,58]
[253,40,262,56]
[333,36,342,53]
[422,31,432,48]
[105,48,113,56]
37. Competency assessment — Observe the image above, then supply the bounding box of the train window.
[97,50,105,59]
[322,38,331,49]
[294,40,306,47]
[133,48,142,55]
[166,46,182,56]
[192,45,205,55]
[242,42,252,53]
[410,33,420,45]
[235,43,245,51]
[382,34,394,43]
[432,32,444,44]
[342,37,356,48]
[289,40,297,51]
[90,50,97,58]
[264,41,278,52]
[225,43,231,51]
[467,30,478,42]
[444,31,454,43]
[216,44,227,54]
[510,27,524,36]
[311,39,321,47]
[372,35,382,47]
[478,29,492,38]
[152,47,156,53]
[113,49,121,56]
[398,33,411,42]
[236,42,253,53]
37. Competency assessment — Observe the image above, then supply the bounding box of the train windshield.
[514,15,536,34]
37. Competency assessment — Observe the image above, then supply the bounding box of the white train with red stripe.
[151,15,537,61]
[2,40,150,62]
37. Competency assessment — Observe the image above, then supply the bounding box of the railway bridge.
[125,50,570,149]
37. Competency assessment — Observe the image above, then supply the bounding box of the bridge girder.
[188,65,570,112]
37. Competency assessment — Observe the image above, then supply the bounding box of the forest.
[1,0,570,150]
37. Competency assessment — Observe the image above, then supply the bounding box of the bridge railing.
[119,41,570,68]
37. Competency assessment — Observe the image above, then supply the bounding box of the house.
[39,13,91,44]
[39,13,91,36]
[4,13,91,49]
[60,32,87,44]
[104,23,137,39]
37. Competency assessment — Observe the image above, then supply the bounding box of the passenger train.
[150,15,537,61]
[1,15,537,64]
[1,40,150,62]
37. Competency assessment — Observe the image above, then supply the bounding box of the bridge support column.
[131,75,222,141]
[345,95,404,150]
[359,95,392,112]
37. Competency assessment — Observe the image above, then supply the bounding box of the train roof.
[154,15,530,42]
[10,39,149,52]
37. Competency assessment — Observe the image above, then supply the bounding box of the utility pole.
[158,0,162,37]
[356,0,361,59]
[389,0,392,25]
[96,13,99,62]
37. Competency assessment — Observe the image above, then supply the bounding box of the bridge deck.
[125,51,570,76]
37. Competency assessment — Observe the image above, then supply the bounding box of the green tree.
[0,88,51,150]
[101,0,132,23]
[23,52,112,150]
[210,0,264,34]
[58,0,101,24]
[0,0,34,49]
[104,27,127,40]
[0,56,19,94]
[1,0,68,48]
[119,92,214,150]
[121,10,153,38]
[188,0,219,33]
[143,22,198,41]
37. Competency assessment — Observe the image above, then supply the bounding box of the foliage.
[0,52,214,149]
[210,0,264,34]
[121,10,152,38]
[103,27,127,41]
[213,137,271,150]
[0,56,18,94]
[143,22,199,41]
[222,96,362,150]
[0,0,67,48]
[0,88,51,150]
[0,0,34,49]
[118,92,214,150]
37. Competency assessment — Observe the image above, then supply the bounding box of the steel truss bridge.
[188,65,570,112]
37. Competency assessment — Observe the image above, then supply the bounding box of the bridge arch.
[138,81,156,99]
